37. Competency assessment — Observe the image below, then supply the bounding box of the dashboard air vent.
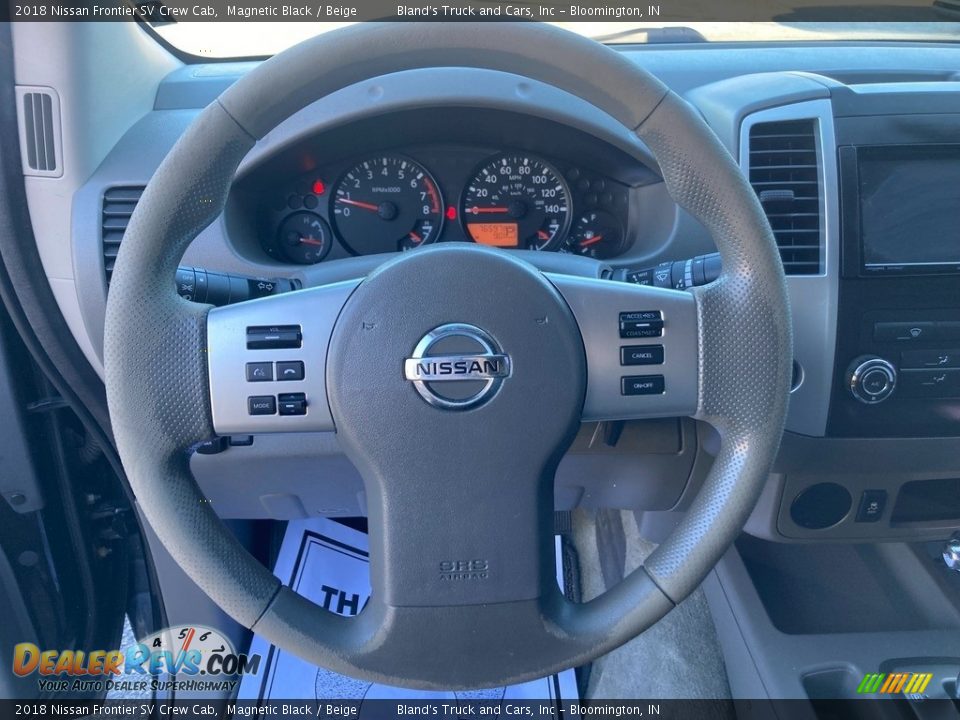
[748,119,822,275]
[101,186,145,284]
[16,87,63,177]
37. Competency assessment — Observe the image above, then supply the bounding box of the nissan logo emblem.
[404,324,511,410]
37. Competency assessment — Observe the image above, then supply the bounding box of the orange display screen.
[468,223,519,247]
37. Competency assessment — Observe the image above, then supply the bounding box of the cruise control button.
[620,311,662,322]
[621,375,665,396]
[620,322,663,339]
[248,396,276,415]
[276,361,305,381]
[619,312,663,339]
[278,393,307,416]
[621,345,664,366]
[245,362,273,382]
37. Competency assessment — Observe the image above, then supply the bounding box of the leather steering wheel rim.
[104,22,791,690]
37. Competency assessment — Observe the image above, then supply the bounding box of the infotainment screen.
[859,145,960,273]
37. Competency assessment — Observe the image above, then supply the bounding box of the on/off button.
[621,375,665,396]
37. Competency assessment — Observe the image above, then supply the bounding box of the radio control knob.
[847,356,897,404]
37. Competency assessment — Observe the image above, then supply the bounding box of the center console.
[678,77,960,542]
[830,90,960,438]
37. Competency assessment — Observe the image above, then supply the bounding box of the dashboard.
[28,29,960,543]
[226,107,664,268]
[255,146,630,262]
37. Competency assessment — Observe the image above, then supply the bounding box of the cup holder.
[790,482,852,530]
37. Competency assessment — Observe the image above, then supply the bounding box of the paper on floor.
[237,518,578,707]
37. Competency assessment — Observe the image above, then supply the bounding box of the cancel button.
[620,345,664,366]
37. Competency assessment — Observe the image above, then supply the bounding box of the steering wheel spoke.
[548,274,700,423]
[206,279,360,435]
[363,459,558,609]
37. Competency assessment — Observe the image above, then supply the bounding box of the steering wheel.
[104,22,791,689]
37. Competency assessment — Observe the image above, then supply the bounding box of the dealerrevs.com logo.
[12,625,261,694]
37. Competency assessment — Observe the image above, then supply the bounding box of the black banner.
[0,699,957,720]
[3,0,956,22]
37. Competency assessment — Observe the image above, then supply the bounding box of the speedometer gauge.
[461,155,571,251]
[332,155,444,254]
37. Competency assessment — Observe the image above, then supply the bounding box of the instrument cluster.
[258,148,631,265]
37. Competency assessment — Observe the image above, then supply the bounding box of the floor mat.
[572,508,732,701]
[237,518,578,708]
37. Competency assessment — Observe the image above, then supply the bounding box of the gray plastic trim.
[13,22,179,375]
[704,540,960,700]
[207,279,360,435]
[15,85,63,179]
[0,321,43,513]
[744,431,960,542]
[72,67,664,376]
[548,274,699,422]
[738,98,839,438]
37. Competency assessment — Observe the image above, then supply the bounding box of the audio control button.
[861,368,890,397]
[847,357,897,404]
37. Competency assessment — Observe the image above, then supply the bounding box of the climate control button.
[847,356,897,404]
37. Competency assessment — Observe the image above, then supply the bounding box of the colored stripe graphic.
[858,672,934,695]
[857,674,885,694]
[892,674,909,693]
[879,674,898,693]
[905,674,933,694]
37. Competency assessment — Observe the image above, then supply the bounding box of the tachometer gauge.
[332,155,444,254]
[567,210,624,259]
[461,155,571,251]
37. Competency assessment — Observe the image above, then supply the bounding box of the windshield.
[157,22,960,59]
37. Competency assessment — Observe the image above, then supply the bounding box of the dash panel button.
[856,490,887,523]
[621,375,665,396]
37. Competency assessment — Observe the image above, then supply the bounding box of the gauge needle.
[336,197,380,212]
[579,234,604,247]
[299,236,324,246]
[409,231,422,243]
[467,206,509,215]
[181,627,195,652]
[537,230,550,241]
